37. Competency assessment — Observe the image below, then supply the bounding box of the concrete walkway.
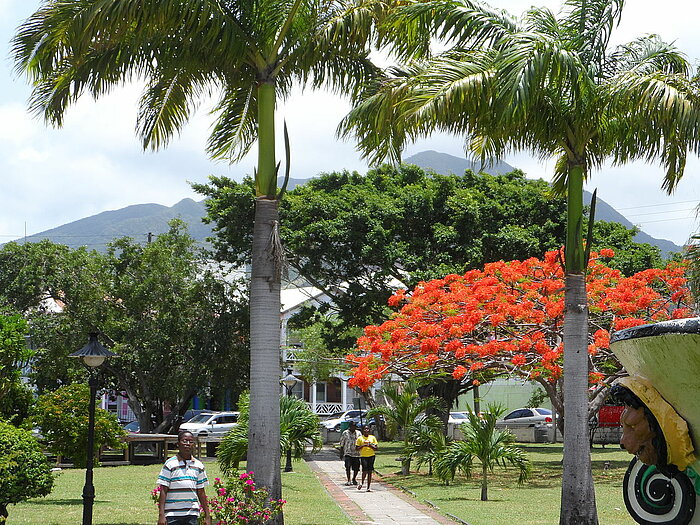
[306,447,455,525]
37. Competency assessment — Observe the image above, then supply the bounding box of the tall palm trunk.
[559,166,598,525]
[481,462,488,501]
[247,81,284,524]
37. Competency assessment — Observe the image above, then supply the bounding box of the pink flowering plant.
[150,485,162,506]
[204,471,285,525]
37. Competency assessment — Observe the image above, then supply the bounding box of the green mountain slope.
[13,153,681,256]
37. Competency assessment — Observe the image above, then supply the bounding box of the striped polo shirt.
[157,455,209,517]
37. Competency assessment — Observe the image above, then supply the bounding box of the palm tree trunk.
[401,454,411,475]
[481,462,488,501]
[247,80,283,524]
[559,165,598,525]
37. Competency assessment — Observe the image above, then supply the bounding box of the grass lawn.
[7,458,351,525]
[373,442,636,525]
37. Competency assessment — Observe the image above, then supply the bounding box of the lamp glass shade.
[83,355,106,368]
[281,373,299,389]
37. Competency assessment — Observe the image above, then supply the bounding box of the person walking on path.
[157,430,211,525]
[339,421,362,485]
[356,425,378,492]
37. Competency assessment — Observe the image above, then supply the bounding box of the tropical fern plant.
[434,404,530,500]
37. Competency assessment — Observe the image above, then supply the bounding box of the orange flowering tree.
[347,249,692,424]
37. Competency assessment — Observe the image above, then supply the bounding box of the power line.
[626,207,696,218]
[633,216,699,225]
[617,200,699,211]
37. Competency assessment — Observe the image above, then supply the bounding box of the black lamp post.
[68,333,117,525]
[280,371,299,473]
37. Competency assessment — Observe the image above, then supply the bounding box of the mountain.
[404,150,516,175]
[19,198,212,252]
[13,152,682,256]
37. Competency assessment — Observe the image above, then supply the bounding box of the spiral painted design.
[623,458,696,524]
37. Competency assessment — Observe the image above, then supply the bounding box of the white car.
[448,411,470,425]
[178,411,240,437]
[320,410,370,432]
[495,407,552,430]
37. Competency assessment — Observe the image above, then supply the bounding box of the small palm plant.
[434,404,530,500]
[218,393,322,476]
[408,421,451,476]
[367,381,445,475]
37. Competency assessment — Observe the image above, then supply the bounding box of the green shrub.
[218,392,322,476]
[0,420,54,523]
[31,383,126,467]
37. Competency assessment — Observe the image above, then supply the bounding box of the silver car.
[495,407,552,430]
[178,411,240,437]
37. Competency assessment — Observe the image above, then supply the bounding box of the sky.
[1,0,700,247]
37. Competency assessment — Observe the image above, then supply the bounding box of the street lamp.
[68,332,117,525]
[280,371,299,473]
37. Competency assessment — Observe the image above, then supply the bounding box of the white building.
[280,285,370,415]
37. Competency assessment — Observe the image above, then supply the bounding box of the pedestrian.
[356,425,378,492]
[339,421,361,485]
[157,430,211,525]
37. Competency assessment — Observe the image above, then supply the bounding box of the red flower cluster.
[347,250,692,391]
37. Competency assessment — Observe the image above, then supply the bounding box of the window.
[315,382,326,403]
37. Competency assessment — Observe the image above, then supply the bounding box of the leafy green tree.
[99,222,249,433]
[0,421,54,523]
[341,1,700,521]
[31,383,126,468]
[218,393,323,476]
[685,235,700,304]
[0,241,107,393]
[195,165,569,349]
[0,314,34,423]
[0,223,249,434]
[434,405,530,500]
[367,381,445,475]
[14,1,379,509]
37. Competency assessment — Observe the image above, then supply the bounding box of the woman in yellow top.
[355,425,378,492]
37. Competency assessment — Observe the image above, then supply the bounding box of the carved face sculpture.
[620,405,659,466]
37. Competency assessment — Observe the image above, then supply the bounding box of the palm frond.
[384,0,519,61]
[207,80,259,162]
[610,35,689,77]
[561,0,624,69]
[137,68,209,151]
[434,404,530,487]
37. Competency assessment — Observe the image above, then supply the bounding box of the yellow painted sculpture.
[610,318,700,525]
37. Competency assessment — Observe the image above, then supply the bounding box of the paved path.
[306,448,455,525]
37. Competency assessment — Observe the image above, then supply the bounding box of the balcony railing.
[309,402,355,415]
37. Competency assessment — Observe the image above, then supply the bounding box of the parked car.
[123,420,140,433]
[321,410,373,432]
[495,407,553,430]
[178,411,240,437]
[448,411,470,425]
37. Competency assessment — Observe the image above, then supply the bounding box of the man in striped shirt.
[157,430,211,525]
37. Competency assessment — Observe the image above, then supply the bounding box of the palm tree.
[218,393,323,476]
[367,381,445,474]
[406,419,451,476]
[13,0,378,515]
[434,405,530,500]
[341,1,700,522]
